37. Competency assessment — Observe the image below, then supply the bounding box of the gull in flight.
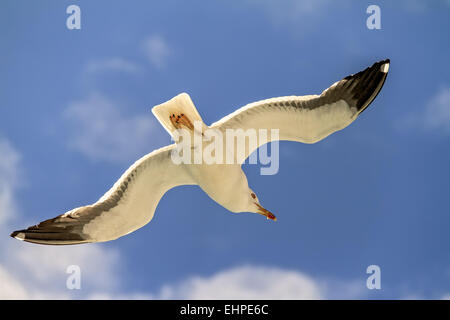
[11,59,390,245]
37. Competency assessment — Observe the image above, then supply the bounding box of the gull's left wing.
[211,59,390,163]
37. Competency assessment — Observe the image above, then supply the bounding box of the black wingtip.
[9,227,91,245]
[379,58,390,72]
[368,59,390,72]
[351,58,390,114]
[380,59,390,72]
[10,230,25,240]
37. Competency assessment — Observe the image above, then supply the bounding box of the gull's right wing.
[10,145,196,245]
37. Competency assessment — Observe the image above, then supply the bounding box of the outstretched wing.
[211,59,390,163]
[10,145,196,245]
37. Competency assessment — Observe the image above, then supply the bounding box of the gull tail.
[152,93,206,138]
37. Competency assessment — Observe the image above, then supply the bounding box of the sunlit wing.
[10,145,196,245]
[211,59,390,163]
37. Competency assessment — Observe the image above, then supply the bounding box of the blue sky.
[1,0,450,299]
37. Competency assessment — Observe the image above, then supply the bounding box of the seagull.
[10,59,390,245]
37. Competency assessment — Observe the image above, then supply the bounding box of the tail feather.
[152,93,205,138]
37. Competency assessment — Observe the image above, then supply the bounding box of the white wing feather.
[211,59,389,163]
[11,144,196,244]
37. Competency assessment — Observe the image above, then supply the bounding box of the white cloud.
[147,265,366,300]
[6,244,120,292]
[87,292,152,300]
[64,93,164,163]
[85,57,140,74]
[80,265,328,300]
[0,136,126,299]
[142,34,171,69]
[157,265,322,299]
[0,265,49,299]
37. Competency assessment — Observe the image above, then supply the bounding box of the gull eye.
[251,193,256,199]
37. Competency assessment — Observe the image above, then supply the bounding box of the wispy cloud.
[63,93,164,164]
[85,57,140,75]
[9,244,120,292]
[0,136,124,299]
[399,0,450,13]
[246,0,450,26]
[142,34,171,69]
[75,265,336,300]
[157,265,322,299]
[145,265,366,300]
[442,293,450,300]
[398,86,450,135]
[0,244,122,299]
[0,138,21,228]
[422,87,450,133]
[244,0,335,26]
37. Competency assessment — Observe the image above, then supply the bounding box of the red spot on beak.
[266,211,277,221]
[255,203,277,221]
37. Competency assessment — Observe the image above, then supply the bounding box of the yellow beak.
[255,203,277,221]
